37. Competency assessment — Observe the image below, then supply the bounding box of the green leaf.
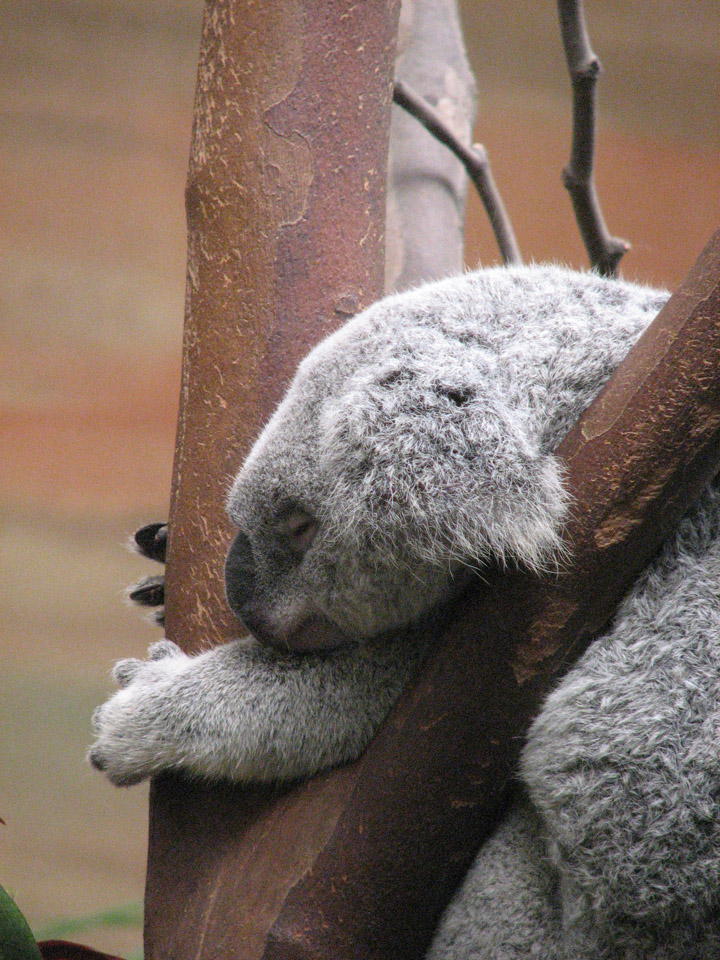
[0,885,43,960]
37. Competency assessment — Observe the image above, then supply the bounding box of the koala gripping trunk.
[146,0,720,956]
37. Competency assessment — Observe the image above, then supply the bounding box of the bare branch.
[386,0,478,290]
[261,228,720,960]
[393,79,522,267]
[557,0,629,276]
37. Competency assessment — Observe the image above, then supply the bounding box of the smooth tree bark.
[386,0,477,290]
[392,80,520,266]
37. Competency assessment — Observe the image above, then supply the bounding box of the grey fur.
[90,265,720,957]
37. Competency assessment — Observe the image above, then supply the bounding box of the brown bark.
[145,1,400,957]
[162,1,399,652]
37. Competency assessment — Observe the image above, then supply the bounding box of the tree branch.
[386,0,478,290]
[262,228,720,960]
[393,79,521,267]
[557,0,629,276]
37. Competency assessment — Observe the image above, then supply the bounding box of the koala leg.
[520,486,720,958]
[89,633,424,786]
[428,792,565,960]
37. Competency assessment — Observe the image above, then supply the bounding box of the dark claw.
[129,575,165,607]
[88,746,106,771]
[134,523,168,563]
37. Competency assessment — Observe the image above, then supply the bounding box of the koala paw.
[89,640,188,786]
[110,639,181,687]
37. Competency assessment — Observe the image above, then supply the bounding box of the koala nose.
[224,530,256,622]
[224,532,287,646]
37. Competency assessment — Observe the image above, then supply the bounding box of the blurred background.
[1,0,718,956]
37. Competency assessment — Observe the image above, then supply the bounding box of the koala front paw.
[89,640,189,786]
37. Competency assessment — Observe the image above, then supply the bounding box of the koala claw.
[128,523,167,627]
[133,522,167,563]
[128,574,165,608]
[112,657,144,688]
[147,639,182,660]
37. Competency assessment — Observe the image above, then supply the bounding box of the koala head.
[224,271,570,653]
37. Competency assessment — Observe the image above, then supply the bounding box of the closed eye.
[282,509,318,556]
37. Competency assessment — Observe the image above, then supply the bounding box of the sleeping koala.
[90,265,720,958]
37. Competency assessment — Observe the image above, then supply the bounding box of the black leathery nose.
[224,531,257,620]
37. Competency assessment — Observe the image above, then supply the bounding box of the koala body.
[91,265,720,958]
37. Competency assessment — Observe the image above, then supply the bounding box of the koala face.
[224,321,470,653]
[222,268,625,654]
[224,266,664,653]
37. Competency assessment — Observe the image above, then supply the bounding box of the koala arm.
[89,634,423,787]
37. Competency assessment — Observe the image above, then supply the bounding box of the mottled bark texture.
[163,1,400,651]
[386,0,476,291]
[146,1,400,957]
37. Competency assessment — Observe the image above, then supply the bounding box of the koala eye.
[436,384,474,406]
[280,508,318,557]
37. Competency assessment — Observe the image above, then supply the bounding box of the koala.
[90,265,720,958]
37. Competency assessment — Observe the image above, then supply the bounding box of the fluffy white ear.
[320,356,568,573]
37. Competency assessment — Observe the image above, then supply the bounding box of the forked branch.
[393,79,522,266]
[557,0,629,276]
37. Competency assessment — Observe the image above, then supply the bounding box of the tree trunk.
[386,0,476,290]
[145,2,400,957]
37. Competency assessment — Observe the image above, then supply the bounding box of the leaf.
[0,884,43,960]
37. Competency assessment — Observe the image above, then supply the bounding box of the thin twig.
[393,79,522,266]
[557,0,629,276]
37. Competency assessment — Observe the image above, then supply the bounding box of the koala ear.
[321,359,568,573]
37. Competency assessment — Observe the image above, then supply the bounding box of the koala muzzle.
[225,529,351,652]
